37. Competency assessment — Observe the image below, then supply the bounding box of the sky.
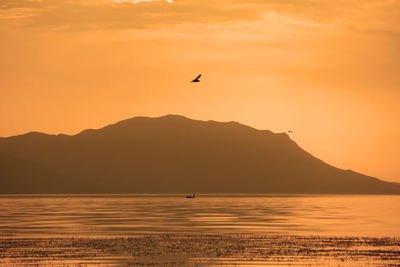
[1,0,399,182]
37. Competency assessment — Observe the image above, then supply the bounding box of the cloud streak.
[0,0,398,36]
[0,8,38,19]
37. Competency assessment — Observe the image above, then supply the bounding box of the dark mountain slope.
[0,115,399,194]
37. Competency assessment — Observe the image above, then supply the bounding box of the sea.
[0,194,399,237]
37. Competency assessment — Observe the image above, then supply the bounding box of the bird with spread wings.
[191,74,201,82]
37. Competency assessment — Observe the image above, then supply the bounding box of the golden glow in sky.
[1,0,399,181]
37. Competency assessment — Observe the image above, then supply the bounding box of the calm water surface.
[0,194,399,237]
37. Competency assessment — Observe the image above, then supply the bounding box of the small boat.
[186,193,196,199]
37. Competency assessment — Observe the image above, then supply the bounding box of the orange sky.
[1,0,399,182]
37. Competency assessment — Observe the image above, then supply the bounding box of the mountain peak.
[158,114,189,120]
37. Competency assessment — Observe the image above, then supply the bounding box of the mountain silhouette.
[0,115,399,194]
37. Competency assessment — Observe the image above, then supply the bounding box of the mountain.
[0,115,399,194]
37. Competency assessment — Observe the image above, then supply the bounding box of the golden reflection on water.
[0,194,399,237]
[1,234,399,266]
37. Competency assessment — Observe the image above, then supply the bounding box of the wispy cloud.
[0,0,398,35]
[0,8,38,19]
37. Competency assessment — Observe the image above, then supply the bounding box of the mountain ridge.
[0,114,399,194]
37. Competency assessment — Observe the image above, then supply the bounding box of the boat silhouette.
[186,193,196,198]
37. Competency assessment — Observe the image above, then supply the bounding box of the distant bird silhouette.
[191,74,201,83]
[288,130,294,134]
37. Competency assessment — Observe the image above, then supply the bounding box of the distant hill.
[0,115,399,194]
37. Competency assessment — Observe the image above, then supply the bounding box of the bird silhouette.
[191,74,201,82]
